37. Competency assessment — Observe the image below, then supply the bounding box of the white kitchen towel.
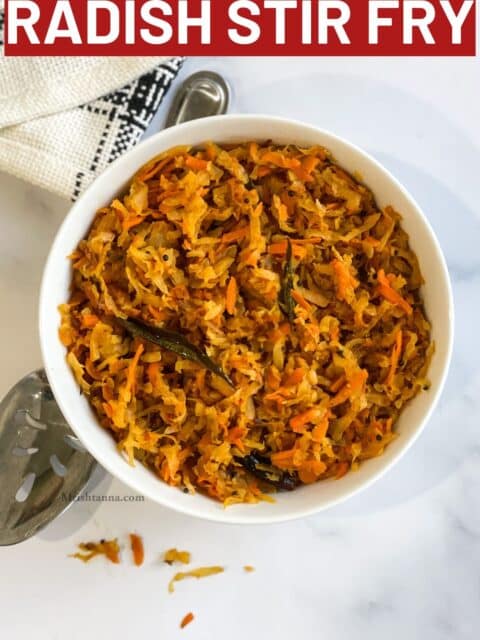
[0,11,183,200]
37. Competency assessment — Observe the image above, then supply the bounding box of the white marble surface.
[1,57,479,639]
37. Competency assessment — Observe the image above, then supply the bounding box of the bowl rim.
[39,113,454,524]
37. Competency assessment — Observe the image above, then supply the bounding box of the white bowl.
[39,115,454,524]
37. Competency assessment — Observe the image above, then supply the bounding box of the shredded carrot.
[147,362,160,386]
[227,425,245,443]
[335,462,350,479]
[269,242,307,260]
[129,533,144,566]
[386,330,403,387]
[269,322,291,342]
[205,142,217,160]
[290,408,320,433]
[271,448,297,469]
[242,248,260,267]
[225,276,238,315]
[185,155,209,171]
[81,314,99,329]
[148,305,169,322]
[332,258,359,302]
[125,343,144,397]
[377,269,413,315]
[122,215,144,232]
[180,613,195,629]
[220,225,249,244]
[302,155,321,174]
[329,375,346,393]
[292,156,321,182]
[256,166,273,178]
[298,460,327,484]
[330,370,368,407]
[291,290,313,312]
[102,401,114,419]
[311,412,330,442]
[283,368,305,386]
[138,156,172,182]
[261,151,301,169]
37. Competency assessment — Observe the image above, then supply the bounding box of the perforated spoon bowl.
[0,370,96,546]
[0,71,230,545]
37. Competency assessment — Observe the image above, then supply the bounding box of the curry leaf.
[235,453,298,492]
[117,317,234,387]
[279,239,295,323]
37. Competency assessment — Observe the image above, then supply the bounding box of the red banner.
[4,0,477,56]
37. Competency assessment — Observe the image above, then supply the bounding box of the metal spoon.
[0,370,96,546]
[0,70,230,546]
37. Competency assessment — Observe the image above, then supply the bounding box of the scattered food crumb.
[244,565,255,573]
[130,533,144,566]
[164,548,191,565]
[169,566,225,593]
[180,612,195,629]
[70,539,120,564]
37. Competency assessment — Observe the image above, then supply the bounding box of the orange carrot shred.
[302,155,321,174]
[332,258,359,302]
[298,460,327,484]
[138,157,171,181]
[283,368,305,387]
[269,242,307,260]
[147,362,160,386]
[271,448,297,469]
[290,408,320,433]
[125,344,144,396]
[335,462,350,479]
[226,276,238,315]
[377,269,413,315]
[102,402,114,419]
[261,151,301,169]
[180,613,195,629]
[129,533,144,566]
[312,417,329,442]
[291,290,312,312]
[81,314,99,329]
[148,305,169,322]
[205,142,217,160]
[220,225,249,244]
[185,155,209,171]
[329,375,346,393]
[292,156,321,182]
[123,215,144,231]
[228,425,245,443]
[330,370,367,407]
[256,166,272,178]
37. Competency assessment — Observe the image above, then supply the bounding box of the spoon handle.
[165,70,230,128]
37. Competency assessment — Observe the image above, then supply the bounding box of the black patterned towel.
[0,10,183,200]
